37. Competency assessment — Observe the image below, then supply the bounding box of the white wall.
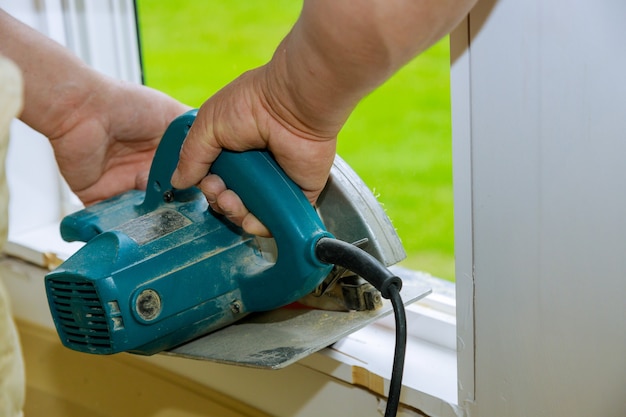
[452,0,626,415]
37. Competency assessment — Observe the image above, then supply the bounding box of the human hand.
[0,10,186,204]
[171,65,337,237]
[48,78,189,205]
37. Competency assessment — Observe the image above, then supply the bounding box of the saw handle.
[210,149,333,311]
[143,109,333,311]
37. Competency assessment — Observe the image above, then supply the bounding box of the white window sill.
[3,224,461,416]
[5,223,84,269]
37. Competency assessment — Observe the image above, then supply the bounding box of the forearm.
[264,0,476,137]
[0,9,106,138]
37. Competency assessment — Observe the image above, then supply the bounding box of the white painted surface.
[450,15,475,410]
[454,0,626,415]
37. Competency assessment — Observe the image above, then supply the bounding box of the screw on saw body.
[135,289,162,321]
[163,190,174,203]
[230,300,242,314]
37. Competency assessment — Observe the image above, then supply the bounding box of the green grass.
[136,1,455,281]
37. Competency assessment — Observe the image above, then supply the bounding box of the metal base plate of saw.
[167,269,430,369]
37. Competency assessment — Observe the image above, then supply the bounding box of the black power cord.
[315,237,407,417]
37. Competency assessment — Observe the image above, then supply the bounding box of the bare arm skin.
[0,9,188,205]
[171,0,477,236]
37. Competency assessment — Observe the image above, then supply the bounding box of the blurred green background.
[135,0,455,281]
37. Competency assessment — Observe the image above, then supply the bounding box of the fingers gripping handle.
[210,150,324,241]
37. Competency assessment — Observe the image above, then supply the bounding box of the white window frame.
[1,2,471,416]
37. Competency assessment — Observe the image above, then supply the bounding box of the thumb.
[171,112,221,189]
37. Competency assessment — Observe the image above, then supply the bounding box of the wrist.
[260,34,360,142]
[22,64,110,141]
[259,5,396,141]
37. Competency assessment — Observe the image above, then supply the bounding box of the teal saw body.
[45,110,333,355]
